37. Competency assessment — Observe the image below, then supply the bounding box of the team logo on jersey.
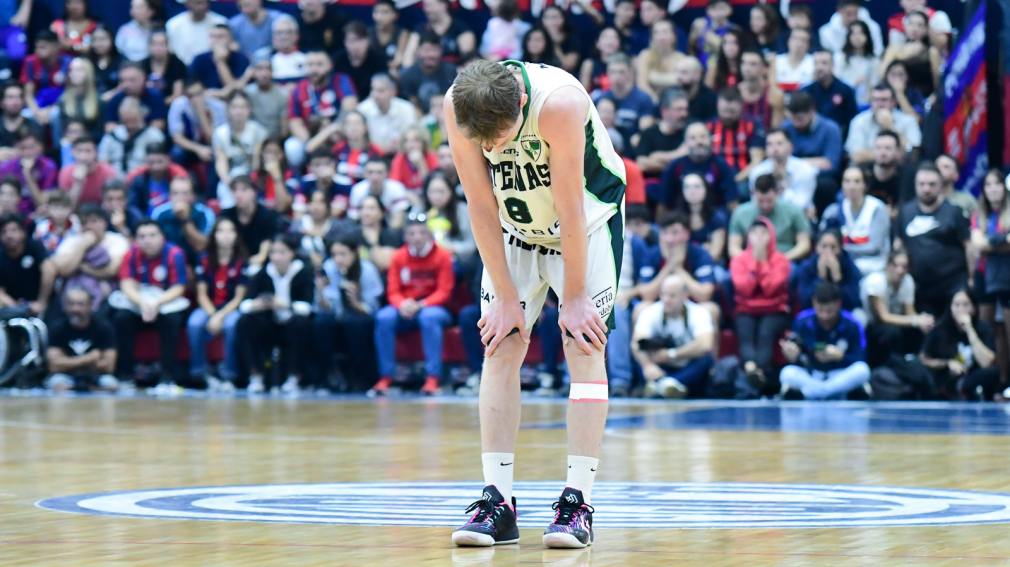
[520,137,542,161]
[37,482,1010,528]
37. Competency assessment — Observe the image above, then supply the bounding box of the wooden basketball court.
[3,394,1010,565]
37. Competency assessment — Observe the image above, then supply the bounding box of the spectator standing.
[896,163,970,315]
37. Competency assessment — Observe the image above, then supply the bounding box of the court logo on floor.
[37,482,1010,528]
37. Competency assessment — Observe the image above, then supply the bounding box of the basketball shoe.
[542,487,594,548]
[451,485,519,547]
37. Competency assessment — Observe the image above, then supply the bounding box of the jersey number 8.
[503,197,533,224]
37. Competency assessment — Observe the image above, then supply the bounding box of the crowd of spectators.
[0,0,1005,402]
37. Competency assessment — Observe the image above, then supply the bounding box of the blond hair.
[451,60,521,144]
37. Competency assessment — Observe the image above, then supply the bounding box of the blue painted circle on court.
[36,482,1010,529]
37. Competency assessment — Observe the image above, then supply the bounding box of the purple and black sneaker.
[451,485,519,547]
[542,487,594,548]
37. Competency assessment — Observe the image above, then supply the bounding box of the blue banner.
[943,3,988,197]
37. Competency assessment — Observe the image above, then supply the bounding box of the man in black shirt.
[0,214,55,318]
[896,163,970,316]
[867,130,914,213]
[45,287,118,392]
[296,0,347,53]
[399,33,457,114]
[675,56,716,122]
[333,21,389,100]
[634,88,689,176]
[220,176,283,268]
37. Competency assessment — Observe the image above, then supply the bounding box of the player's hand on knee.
[479,298,529,357]
[560,296,608,355]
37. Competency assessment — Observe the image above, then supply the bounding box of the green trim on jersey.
[583,121,626,208]
[605,212,624,331]
[501,60,532,142]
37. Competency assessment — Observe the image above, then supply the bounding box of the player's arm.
[443,89,529,354]
[540,88,608,354]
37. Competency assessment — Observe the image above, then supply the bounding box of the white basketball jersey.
[482,61,626,249]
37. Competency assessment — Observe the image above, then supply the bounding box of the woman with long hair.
[142,28,185,104]
[314,236,385,391]
[920,288,999,400]
[521,26,560,67]
[89,25,122,97]
[238,234,314,395]
[705,28,745,91]
[357,194,403,272]
[794,229,863,312]
[539,5,581,73]
[187,217,248,392]
[54,57,102,141]
[250,138,293,214]
[51,0,97,56]
[819,166,891,276]
[579,26,623,94]
[748,4,783,56]
[677,173,727,263]
[879,11,941,98]
[970,170,1010,382]
[423,171,475,264]
[636,19,683,101]
[835,20,879,107]
[882,59,925,121]
[294,189,335,270]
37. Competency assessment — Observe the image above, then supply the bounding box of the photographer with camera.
[631,273,716,398]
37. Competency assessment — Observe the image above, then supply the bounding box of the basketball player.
[444,60,625,548]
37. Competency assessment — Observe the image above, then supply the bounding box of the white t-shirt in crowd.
[634,300,714,367]
[166,10,228,65]
[860,270,915,325]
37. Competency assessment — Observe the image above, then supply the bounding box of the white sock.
[566,455,599,504]
[481,452,515,503]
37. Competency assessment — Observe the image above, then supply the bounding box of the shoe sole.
[451,531,518,547]
[542,532,591,549]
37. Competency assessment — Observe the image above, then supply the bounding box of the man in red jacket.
[370,216,455,395]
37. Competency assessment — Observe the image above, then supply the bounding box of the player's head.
[451,60,528,152]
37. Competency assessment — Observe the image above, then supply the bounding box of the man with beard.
[44,287,118,392]
[656,122,738,215]
[674,56,716,122]
[895,163,970,316]
[0,213,55,318]
[635,88,689,176]
[801,50,858,140]
[866,130,914,214]
[285,50,358,168]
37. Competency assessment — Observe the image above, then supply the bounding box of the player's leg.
[542,215,623,549]
[453,244,544,547]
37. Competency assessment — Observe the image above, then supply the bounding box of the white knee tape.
[569,381,609,402]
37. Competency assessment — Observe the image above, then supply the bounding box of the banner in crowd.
[234,0,775,13]
[943,3,987,197]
